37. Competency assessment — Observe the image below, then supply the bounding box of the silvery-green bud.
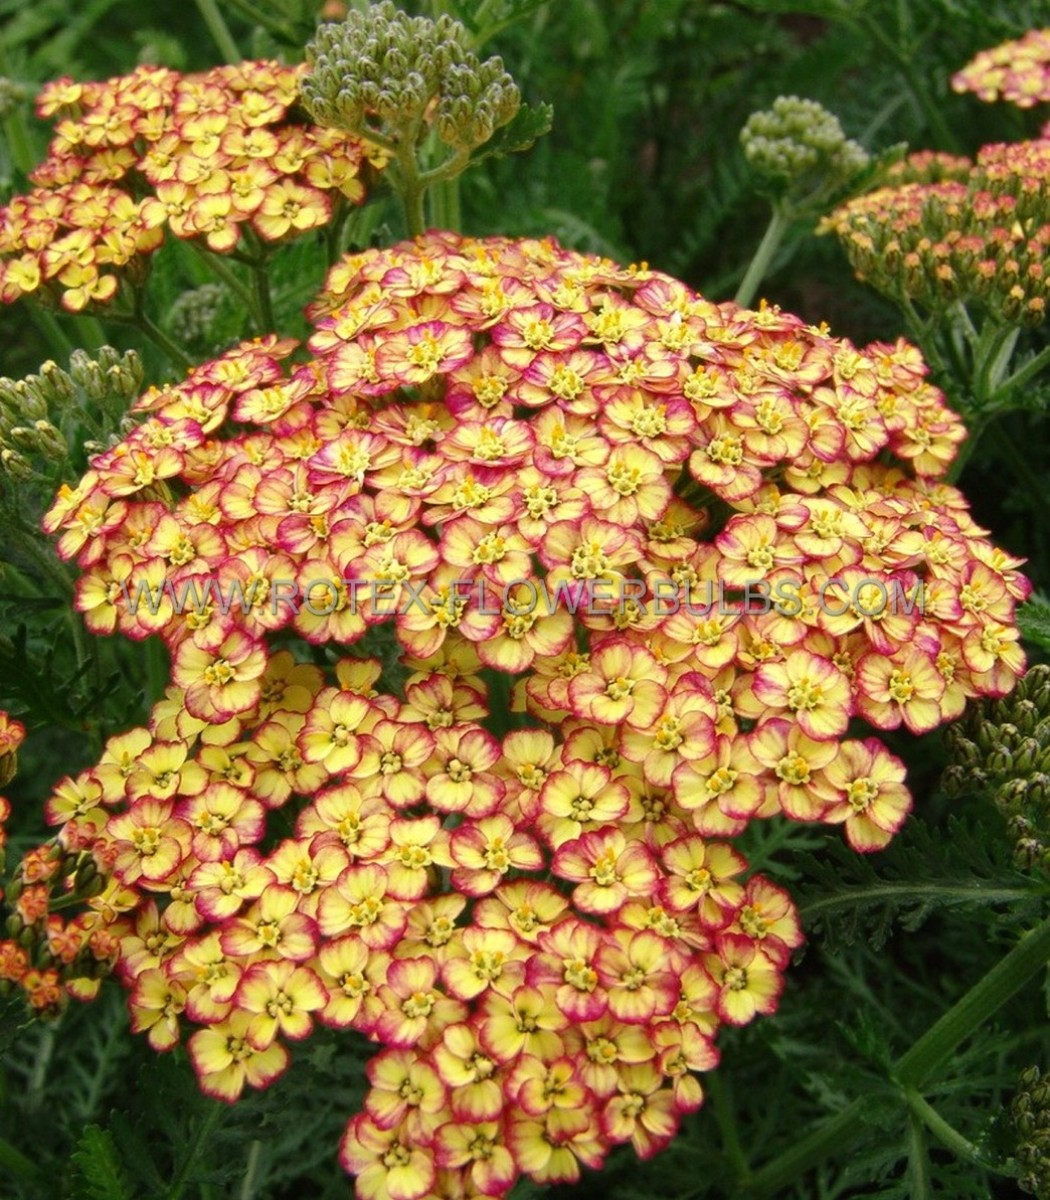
[33,420,66,461]
[0,77,26,122]
[0,446,32,481]
[303,1,522,159]
[14,381,48,423]
[38,360,75,405]
[7,425,39,452]
[987,746,1014,774]
[741,96,870,206]
[170,285,226,351]
[1016,736,1046,772]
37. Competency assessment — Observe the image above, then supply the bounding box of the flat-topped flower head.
[952,29,1050,108]
[19,232,1031,1199]
[822,139,1050,326]
[0,62,384,313]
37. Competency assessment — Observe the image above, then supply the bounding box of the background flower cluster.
[0,59,384,313]
[822,138,1050,326]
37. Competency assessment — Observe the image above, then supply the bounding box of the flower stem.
[27,307,76,361]
[907,1110,932,1200]
[894,914,1050,1087]
[800,881,1044,923]
[134,313,195,372]
[741,913,1050,1196]
[194,0,241,64]
[734,206,790,309]
[708,1073,750,1182]
[184,240,264,331]
[238,1140,264,1200]
[165,1101,225,1200]
[904,1089,1009,1173]
[397,147,428,238]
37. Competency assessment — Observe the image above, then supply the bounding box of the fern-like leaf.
[69,1126,131,1200]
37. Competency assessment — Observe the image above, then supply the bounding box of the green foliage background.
[1,1,1049,1198]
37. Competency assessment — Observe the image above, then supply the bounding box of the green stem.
[27,1022,57,1110]
[708,1073,750,1182]
[894,914,1050,1088]
[734,206,790,309]
[907,1111,931,1200]
[240,229,276,332]
[28,307,76,360]
[194,0,242,64]
[252,261,275,332]
[800,883,1044,922]
[945,411,988,484]
[129,312,195,372]
[325,197,350,268]
[166,1102,225,1200]
[983,327,1020,397]
[428,175,462,233]
[238,1140,264,1200]
[70,315,108,351]
[145,637,169,710]
[741,913,1050,1196]
[904,1089,1009,1173]
[184,240,263,330]
[973,322,1017,404]
[396,146,428,238]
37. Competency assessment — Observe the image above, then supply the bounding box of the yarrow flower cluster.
[821,139,1050,325]
[952,28,1050,110]
[13,232,1029,1196]
[0,713,91,1017]
[0,60,385,313]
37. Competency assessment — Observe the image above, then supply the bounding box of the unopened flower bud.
[0,446,32,481]
[38,360,75,405]
[33,420,66,461]
[0,77,26,122]
[741,95,870,205]
[986,746,1014,774]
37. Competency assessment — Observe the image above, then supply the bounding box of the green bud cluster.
[302,1,520,157]
[1013,1066,1050,1198]
[0,76,27,122]
[740,95,869,204]
[942,664,1050,871]
[0,346,143,480]
[170,282,227,352]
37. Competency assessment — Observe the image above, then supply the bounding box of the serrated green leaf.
[1018,597,1050,652]
[472,0,553,44]
[70,1125,131,1200]
[470,102,553,164]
